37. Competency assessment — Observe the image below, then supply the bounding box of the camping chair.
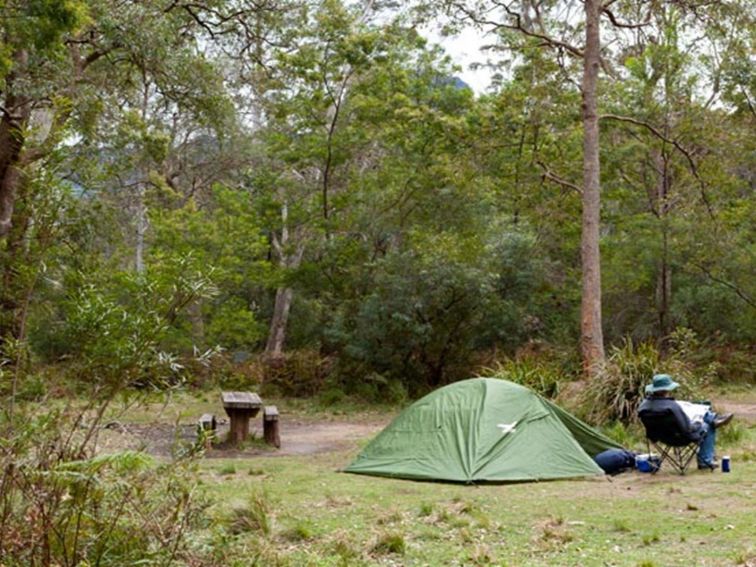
[638,409,704,475]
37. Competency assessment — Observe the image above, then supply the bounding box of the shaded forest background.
[1,0,754,402]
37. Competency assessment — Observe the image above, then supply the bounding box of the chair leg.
[670,445,698,475]
[675,447,685,475]
[650,440,674,474]
[648,440,698,475]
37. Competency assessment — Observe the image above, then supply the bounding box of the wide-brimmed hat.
[645,374,680,394]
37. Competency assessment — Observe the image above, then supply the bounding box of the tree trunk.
[654,149,672,340]
[580,0,605,374]
[265,198,305,357]
[0,51,30,239]
[657,230,671,339]
[0,177,32,342]
[188,299,205,347]
[134,179,148,274]
[265,287,294,357]
[0,120,25,238]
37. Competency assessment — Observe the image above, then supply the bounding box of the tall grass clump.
[583,339,660,424]
[583,331,714,425]
[371,532,406,555]
[228,491,272,536]
[718,422,746,447]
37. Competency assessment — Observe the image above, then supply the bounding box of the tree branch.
[690,262,756,309]
[601,6,651,29]
[450,1,583,58]
[537,160,582,194]
[600,114,715,217]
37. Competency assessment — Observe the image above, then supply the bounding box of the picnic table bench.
[263,405,280,448]
[222,391,262,444]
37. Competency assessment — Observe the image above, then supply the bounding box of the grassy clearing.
[195,423,756,566]
[77,386,755,565]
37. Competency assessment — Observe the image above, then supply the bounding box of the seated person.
[638,374,733,470]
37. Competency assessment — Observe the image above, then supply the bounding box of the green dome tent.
[345,378,621,483]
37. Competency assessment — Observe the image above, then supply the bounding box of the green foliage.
[601,421,643,448]
[0,409,207,565]
[325,226,549,392]
[0,248,215,564]
[219,463,237,476]
[0,0,87,77]
[487,354,566,398]
[1,0,753,430]
[32,254,216,390]
[150,185,271,353]
[718,422,746,447]
[318,383,347,406]
[418,502,434,517]
[282,521,316,542]
[13,371,47,401]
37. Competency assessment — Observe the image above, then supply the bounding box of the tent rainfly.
[344,378,622,483]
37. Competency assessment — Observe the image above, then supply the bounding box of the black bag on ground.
[594,449,636,475]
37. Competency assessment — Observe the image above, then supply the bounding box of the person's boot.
[713,413,734,428]
[698,459,718,471]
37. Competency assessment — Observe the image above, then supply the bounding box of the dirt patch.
[717,401,756,423]
[96,417,389,458]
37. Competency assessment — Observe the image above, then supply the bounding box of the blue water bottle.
[721,455,731,473]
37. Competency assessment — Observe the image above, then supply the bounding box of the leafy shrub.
[0,410,207,566]
[14,371,47,402]
[206,297,266,350]
[712,347,755,384]
[261,350,332,397]
[486,355,566,398]
[203,353,264,391]
[341,372,409,404]
[0,256,214,565]
[325,229,548,393]
[318,384,347,406]
[36,255,217,391]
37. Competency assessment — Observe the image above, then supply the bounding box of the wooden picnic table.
[221,391,262,444]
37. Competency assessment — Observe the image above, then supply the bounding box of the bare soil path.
[97,416,390,458]
[718,401,756,423]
